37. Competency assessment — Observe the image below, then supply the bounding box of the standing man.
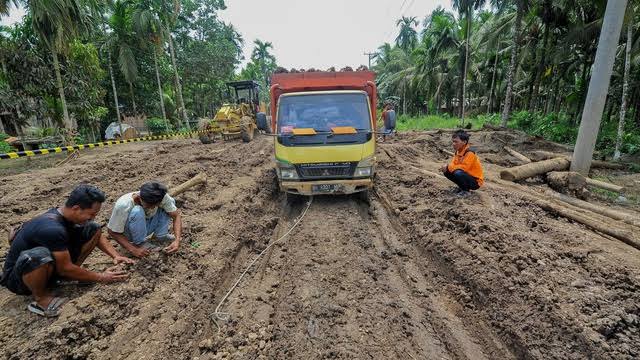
[107,182,182,258]
[1,185,133,317]
[441,130,484,195]
[379,103,397,142]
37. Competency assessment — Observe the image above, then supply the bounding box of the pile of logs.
[497,147,639,250]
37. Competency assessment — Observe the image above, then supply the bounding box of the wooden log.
[504,146,531,164]
[531,150,626,170]
[169,173,207,197]
[535,200,640,250]
[487,177,640,250]
[439,148,454,157]
[547,191,640,227]
[585,178,624,193]
[546,171,586,192]
[500,157,570,181]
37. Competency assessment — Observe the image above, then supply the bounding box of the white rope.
[212,196,313,328]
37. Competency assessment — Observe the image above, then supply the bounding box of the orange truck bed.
[270,71,377,131]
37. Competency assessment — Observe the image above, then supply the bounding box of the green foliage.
[395,114,489,131]
[509,111,578,145]
[38,143,58,150]
[146,117,172,135]
[0,133,15,153]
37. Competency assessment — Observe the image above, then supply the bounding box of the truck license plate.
[312,184,337,193]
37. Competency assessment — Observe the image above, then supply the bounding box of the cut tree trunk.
[169,173,207,197]
[546,171,586,193]
[536,200,640,250]
[500,157,570,181]
[504,146,531,164]
[531,150,625,170]
[129,82,137,115]
[547,191,640,227]
[461,13,471,125]
[585,178,624,193]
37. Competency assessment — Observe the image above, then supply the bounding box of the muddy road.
[0,132,639,359]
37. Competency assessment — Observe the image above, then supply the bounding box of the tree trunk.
[501,6,523,126]
[504,146,531,164]
[129,82,137,115]
[546,171,586,193]
[500,157,571,181]
[51,47,73,133]
[530,24,550,111]
[167,33,189,130]
[614,22,633,160]
[461,12,471,125]
[548,190,640,227]
[571,0,627,174]
[108,51,124,138]
[153,50,169,132]
[585,177,624,193]
[525,35,540,111]
[488,45,499,114]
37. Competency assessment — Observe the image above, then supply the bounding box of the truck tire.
[256,112,268,132]
[199,133,214,144]
[241,125,255,142]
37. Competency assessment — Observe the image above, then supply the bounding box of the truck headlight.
[355,156,375,177]
[355,167,372,177]
[276,159,299,180]
[280,168,298,179]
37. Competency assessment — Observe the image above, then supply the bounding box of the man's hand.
[113,255,136,265]
[130,246,150,258]
[99,269,129,283]
[163,239,180,254]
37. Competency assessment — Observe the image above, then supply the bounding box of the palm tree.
[500,0,529,126]
[108,0,138,115]
[614,13,634,160]
[395,16,419,53]
[251,39,276,88]
[132,2,169,130]
[28,0,92,135]
[453,0,486,124]
[0,0,17,16]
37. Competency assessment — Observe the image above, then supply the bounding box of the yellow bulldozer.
[199,80,270,143]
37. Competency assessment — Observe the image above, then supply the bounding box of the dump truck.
[270,71,377,197]
[199,80,269,143]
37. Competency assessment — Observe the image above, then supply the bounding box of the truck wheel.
[356,189,370,204]
[256,112,268,132]
[199,134,214,144]
[241,125,254,142]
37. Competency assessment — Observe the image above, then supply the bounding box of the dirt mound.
[0,131,638,359]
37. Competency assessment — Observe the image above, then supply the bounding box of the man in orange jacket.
[440,130,484,195]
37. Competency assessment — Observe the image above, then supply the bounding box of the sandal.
[28,297,67,317]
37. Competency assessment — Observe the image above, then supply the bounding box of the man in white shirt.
[107,182,182,258]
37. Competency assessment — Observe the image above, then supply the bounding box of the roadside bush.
[146,118,172,135]
[0,133,15,153]
[510,111,577,145]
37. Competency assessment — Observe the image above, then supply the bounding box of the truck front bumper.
[280,178,373,196]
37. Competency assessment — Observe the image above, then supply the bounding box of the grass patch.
[396,114,500,131]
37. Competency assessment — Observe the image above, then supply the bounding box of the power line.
[363,52,377,68]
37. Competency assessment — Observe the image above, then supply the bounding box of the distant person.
[1,185,133,317]
[380,103,396,142]
[107,182,182,258]
[441,130,484,196]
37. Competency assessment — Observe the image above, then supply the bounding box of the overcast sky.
[1,0,454,70]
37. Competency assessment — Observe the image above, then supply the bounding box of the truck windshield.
[277,93,371,133]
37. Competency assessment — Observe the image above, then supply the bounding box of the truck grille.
[296,162,355,179]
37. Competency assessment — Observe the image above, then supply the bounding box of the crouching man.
[107,182,182,258]
[441,130,484,196]
[0,185,133,317]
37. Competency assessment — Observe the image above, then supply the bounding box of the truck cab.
[270,71,377,196]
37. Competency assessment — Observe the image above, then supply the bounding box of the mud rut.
[0,133,639,360]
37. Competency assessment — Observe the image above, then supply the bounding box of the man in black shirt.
[1,185,134,317]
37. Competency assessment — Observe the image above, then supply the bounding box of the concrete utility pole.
[571,0,627,175]
[363,52,377,69]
